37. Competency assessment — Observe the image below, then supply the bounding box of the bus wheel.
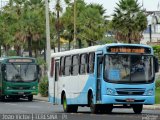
[132,104,143,114]
[28,95,33,101]
[62,94,73,113]
[1,96,6,101]
[89,94,98,114]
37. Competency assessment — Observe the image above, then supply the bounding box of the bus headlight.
[32,86,36,89]
[106,88,115,95]
[145,89,154,96]
[6,87,10,90]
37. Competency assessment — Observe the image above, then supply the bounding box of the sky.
[85,0,160,15]
[50,0,160,15]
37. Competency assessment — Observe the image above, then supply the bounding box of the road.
[0,99,160,120]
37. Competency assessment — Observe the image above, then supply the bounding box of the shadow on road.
[0,98,36,103]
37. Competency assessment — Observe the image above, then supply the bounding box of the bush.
[156,80,160,89]
[39,75,48,97]
[8,50,17,56]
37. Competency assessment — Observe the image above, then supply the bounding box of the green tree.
[55,0,63,52]
[0,0,55,57]
[111,0,147,43]
[61,0,107,49]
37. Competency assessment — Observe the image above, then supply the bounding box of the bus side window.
[64,56,71,76]
[71,55,79,75]
[59,57,64,76]
[88,52,95,74]
[80,53,88,74]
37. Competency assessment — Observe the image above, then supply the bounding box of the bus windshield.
[104,55,154,83]
[6,64,37,82]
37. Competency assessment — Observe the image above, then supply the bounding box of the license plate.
[126,98,135,102]
[18,92,24,94]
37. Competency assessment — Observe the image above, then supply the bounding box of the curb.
[144,105,160,110]
[33,95,48,102]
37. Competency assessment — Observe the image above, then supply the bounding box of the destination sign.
[8,59,33,63]
[107,46,151,54]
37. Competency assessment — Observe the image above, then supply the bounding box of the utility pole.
[45,0,51,69]
[73,0,76,49]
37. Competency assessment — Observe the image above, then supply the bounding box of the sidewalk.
[143,104,160,110]
[33,94,160,110]
[33,94,48,102]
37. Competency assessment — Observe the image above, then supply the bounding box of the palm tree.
[62,0,107,48]
[112,0,147,43]
[55,0,63,52]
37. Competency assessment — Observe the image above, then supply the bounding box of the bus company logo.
[142,114,159,120]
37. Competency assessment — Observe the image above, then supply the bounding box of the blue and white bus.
[49,43,159,114]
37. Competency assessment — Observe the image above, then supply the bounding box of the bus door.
[96,52,103,103]
[54,61,59,104]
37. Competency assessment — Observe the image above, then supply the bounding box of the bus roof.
[51,45,101,57]
[51,43,153,58]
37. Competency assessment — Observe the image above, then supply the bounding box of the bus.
[49,43,159,114]
[0,56,40,101]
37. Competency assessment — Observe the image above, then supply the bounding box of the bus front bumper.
[3,90,38,96]
[101,95,154,105]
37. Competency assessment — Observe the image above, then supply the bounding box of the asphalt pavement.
[33,94,160,110]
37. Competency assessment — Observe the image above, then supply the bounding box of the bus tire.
[28,95,33,101]
[62,94,72,113]
[1,96,6,101]
[89,94,98,114]
[132,104,143,114]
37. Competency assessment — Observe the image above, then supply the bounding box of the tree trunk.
[78,39,81,48]
[57,10,60,52]
[16,46,21,56]
[68,40,71,50]
[44,47,46,62]
[88,41,92,46]
[28,35,32,57]
[128,29,131,43]
[34,48,37,58]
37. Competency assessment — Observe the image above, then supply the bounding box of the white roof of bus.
[51,45,101,58]
[51,43,153,58]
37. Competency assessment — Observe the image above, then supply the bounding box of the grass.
[155,88,160,104]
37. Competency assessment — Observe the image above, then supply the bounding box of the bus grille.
[12,86,31,90]
[116,88,145,95]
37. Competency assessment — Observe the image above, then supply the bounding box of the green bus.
[0,56,40,101]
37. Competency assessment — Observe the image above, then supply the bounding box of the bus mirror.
[1,64,6,71]
[154,57,159,73]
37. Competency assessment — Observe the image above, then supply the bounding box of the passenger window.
[60,57,64,76]
[80,54,88,74]
[72,55,79,75]
[64,56,71,76]
[89,53,95,74]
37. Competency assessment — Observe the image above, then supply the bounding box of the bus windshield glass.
[6,64,37,82]
[104,55,154,83]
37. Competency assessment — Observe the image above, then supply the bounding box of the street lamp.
[45,0,51,69]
